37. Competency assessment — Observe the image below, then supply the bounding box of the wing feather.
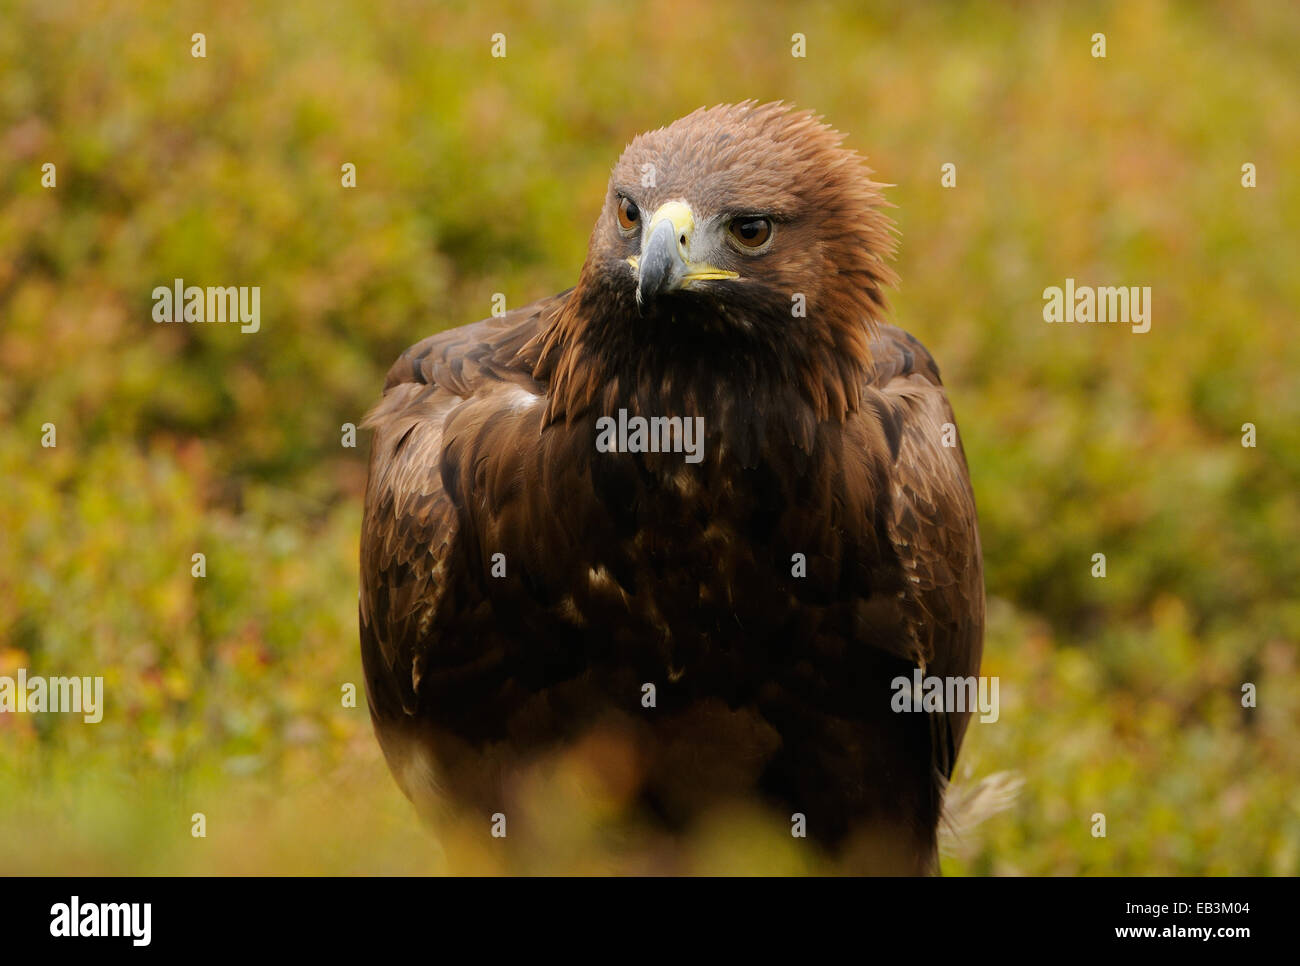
[359,294,566,717]
[865,326,985,775]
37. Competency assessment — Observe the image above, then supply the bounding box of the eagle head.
[604,102,895,336]
[538,102,899,429]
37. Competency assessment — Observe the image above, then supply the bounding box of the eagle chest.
[509,449,863,692]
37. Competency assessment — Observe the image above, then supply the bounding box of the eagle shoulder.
[358,292,567,718]
[861,324,986,769]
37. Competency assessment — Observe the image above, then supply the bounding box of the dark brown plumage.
[359,102,983,872]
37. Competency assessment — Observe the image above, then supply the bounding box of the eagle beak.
[634,201,737,307]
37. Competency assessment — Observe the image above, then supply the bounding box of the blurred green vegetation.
[1,0,1297,873]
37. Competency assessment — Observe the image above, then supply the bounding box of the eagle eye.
[729,216,772,251]
[617,197,640,232]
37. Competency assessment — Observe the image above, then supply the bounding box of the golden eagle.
[360,102,984,872]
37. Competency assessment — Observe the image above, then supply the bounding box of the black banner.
[2,876,1278,952]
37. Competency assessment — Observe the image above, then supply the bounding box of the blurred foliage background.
[1,0,1297,874]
